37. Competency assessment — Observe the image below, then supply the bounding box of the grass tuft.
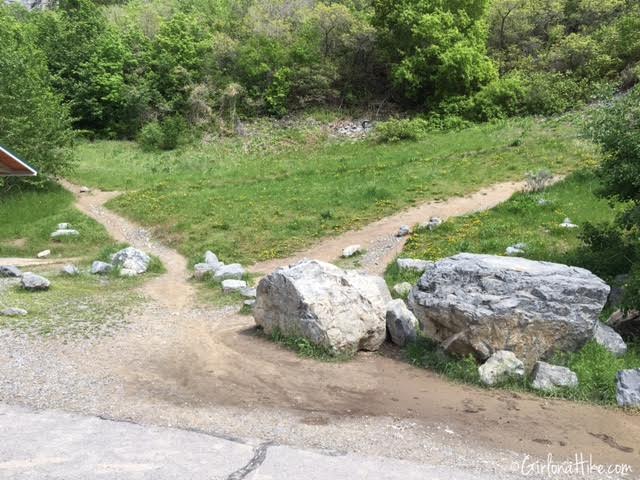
[267,327,355,362]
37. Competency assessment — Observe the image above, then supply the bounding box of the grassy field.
[70,115,593,265]
[385,172,619,290]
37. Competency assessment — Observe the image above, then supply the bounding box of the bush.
[137,116,188,151]
[467,74,527,121]
[373,118,429,143]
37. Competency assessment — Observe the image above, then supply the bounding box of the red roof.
[0,146,37,176]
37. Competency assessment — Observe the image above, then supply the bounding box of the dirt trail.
[253,180,534,275]
[5,179,637,474]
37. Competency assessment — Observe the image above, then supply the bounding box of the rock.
[386,299,419,347]
[222,279,247,293]
[239,287,257,298]
[90,261,113,275]
[57,223,71,230]
[20,273,50,291]
[341,245,361,258]
[79,186,91,193]
[112,247,150,274]
[396,225,411,237]
[204,251,223,269]
[478,350,525,386]
[616,369,640,407]
[36,250,50,259]
[244,299,256,308]
[0,308,27,317]
[505,245,525,256]
[393,282,413,297]
[0,266,22,278]
[193,263,215,280]
[594,321,627,357]
[51,229,80,239]
[254,259,392,354]
[608,309,640,341]
[213,263,245,281]
[119,268,138,277]
[531,362,578,391]
[396,258,433,272]
[559,217,578,229]
[537,198,551,206]
[61,264,80,276]
[421,217,443,231]
[408,253,610,366]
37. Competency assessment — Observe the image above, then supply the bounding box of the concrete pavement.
[0,404,530,480]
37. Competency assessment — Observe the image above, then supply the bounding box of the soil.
[1,179,638,477]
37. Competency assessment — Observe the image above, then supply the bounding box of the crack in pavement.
[226,442,273,480]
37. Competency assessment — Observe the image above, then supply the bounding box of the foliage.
[268,327,354,361]
[0,7,74,189]
[137,116,189,151]
[373,118,429,143]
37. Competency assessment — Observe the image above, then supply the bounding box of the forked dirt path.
[1,179,638,477]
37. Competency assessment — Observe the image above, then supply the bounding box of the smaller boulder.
[91,261,113,275]
[341,244,361,258]
[239,287,257,298]
[193,263,215,280]
[396,258,433,272]
[213,263,245,281]
[392,282,412,297]
[0,308,27,317]
[222,279,247,293]
[0,266,22,278]
[37,250,51,259]
[421,217,443,231]
[112,247,150,274]
[559,217,578,229]
[616,369,640,407]
[61,264,80,276]
[505,243,527,256]
[478,351,525,386]
[21,273,50,291]
[386,299,418,347]
[243,299,256,309]
[204,251,223,269]
[594,321,627,357]
[396,225,411,237]
[531,362,578,391]
[51,229,80,239]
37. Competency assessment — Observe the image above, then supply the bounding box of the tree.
[0,7,74,189]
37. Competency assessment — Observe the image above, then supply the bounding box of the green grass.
[0,182,117,259]
[385,171,619,288]
[69,115,593,265]
[267,327,354,362]
[0,269,144,337]
[407,336,640,407]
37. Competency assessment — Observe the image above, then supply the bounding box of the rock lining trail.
[0,179,638,478]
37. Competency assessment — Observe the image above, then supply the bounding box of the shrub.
[373,118,429,143]
[137,116,188,151]
[468,74,527,121]
[137,122,164,151]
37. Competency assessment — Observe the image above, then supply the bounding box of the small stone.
[91,261,113,275]
[193,263,215,280]
[79,186,91,193]
[111,247,150,274]
[37,250,51,259]
[505,246,525,256]
[531,362,578,391]
[204,251,223,269]
[393,282,413,297]
[396,225,411,237]
[425,217,443,231]
[396,258,433,272]
[616,369,640,407]
[119,268,138,277]
[61,264,80,276]
[0,266,22,278]
[537,198,551,206]
[341,245,361,258]
[51,229,80,239]
[213,263,245,281]
[386,299,419,347]
[20,273,50,291]
[478,350,525,386]
[559,217,578,229]
[239,287,257,298]
[222,279,247,293]
[594,321,627,357]
[243,299,256,308]
[0,308,27,317]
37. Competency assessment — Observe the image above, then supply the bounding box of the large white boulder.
[111,247,151,274]
[408,253,610,366]
[254,259,391,354]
